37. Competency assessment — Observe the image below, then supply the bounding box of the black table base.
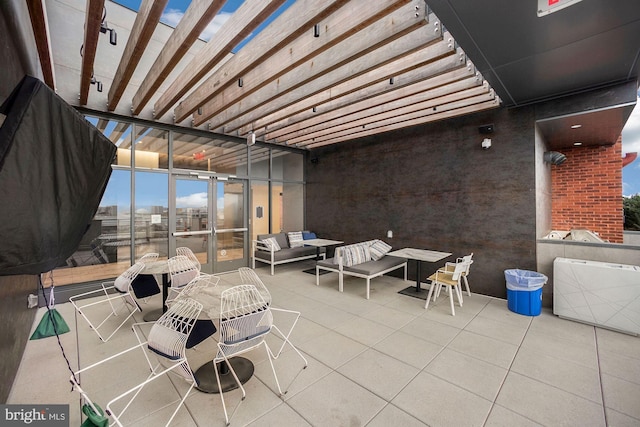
[194,357,254,394]
[398,285,431,300]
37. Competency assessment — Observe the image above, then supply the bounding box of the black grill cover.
[0,76,116,275]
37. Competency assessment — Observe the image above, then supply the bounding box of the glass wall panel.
[281,183,304,232]
[250,146,270,178]
[251,180,270,240]
[173,132,248,176]
[134,171,168,260]
[133,126,169,169]
[272,149,303,181]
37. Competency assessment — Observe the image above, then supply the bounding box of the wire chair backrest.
[168,255,199,289]
[148,298,202,381]
[138,252,159,264]
[176,247,201,271]
[113,262,145,292]
[238,267,272,304]
[218,285,272,357]
[174,273,220,300]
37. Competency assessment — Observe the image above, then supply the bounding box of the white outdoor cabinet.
[553,257,640,335]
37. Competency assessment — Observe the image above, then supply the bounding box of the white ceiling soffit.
[43,0,500,149]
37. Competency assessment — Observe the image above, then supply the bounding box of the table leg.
[143,273,168,322]
[194,357,254,394]
[415,260,422,292]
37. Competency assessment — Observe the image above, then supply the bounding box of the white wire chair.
[238,267,308,364]
[166,255,199,304]
[130,252,161,300]
[69,262,146,342]
[71,298,204,427]
[137,252,159,264]
[214,284,283,425]
[176,247,201,272]
[425,259,468,316]
[169,273,220,349]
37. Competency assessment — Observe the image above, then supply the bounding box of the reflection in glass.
[216,180,245,264]
[173,132,247,175]
[251,180,270,241]
[175,178,209,269]
[272,148,303,181]
[250,146,270,178]
[134,171,168,260]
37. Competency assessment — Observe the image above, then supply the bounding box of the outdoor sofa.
[252,231,326,275]
[316,239,407,299]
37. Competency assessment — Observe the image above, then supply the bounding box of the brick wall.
[551,137,623,243]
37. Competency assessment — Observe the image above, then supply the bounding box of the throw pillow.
[287,231,304,248]
[261,237,281,252]
[342,243,371,267]
[302,231,317,240]
[369,239,392,260]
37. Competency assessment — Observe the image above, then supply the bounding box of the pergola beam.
[107,0,168,111]
[276,73,483,144]
[173,0,354,122]
[152,0,288,119]
[199,5,434,129]
[26,0,56,89]
[305,95,500,148]
[242,39,463,139]
[131,0,227,116]
[79,0,104,105]
[292,81,490,145]
[188,0,416,127]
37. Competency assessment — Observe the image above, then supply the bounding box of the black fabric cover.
[0,76,116,275]
[131,274,160,299]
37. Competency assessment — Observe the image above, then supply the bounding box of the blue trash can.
[504,269,547,316]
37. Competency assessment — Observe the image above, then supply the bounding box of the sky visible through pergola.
[111,0,640,196]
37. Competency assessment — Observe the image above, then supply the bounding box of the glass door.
[173,175,248,273]
[214,178,248,272]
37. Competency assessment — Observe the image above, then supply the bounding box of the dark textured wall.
[306,106,539,300]
[0,0,41,403]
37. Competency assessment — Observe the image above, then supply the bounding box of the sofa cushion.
[254,245,324,262]
[343,255,406,275]
[370,239,392,261]
[261,237,281,252]
[287,231,304,248]
[342,243,371,267]
[258,233,289,249]
[302,231,317,240]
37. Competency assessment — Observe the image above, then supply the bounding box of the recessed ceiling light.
[570,124,582,129]
[573,142,583,146]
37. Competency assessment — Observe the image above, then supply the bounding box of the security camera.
[481,138,492,149]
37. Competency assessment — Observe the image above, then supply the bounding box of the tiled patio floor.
[9,261,640,426]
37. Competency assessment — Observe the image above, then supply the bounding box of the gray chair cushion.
[257,233,289,249]
[343,255,407,275]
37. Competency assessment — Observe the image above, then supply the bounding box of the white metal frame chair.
[71,297,204,427]
[238,267,308,364]
[166,255,199,304]
[69,262,146,342]
[214,284,283,425]
[137,252,159,264]
[424,260,468,316]
[176,247,201,272]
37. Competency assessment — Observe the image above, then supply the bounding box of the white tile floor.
[8,261,640,426]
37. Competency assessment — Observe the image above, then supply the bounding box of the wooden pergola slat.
[173,0,354,122]
[272,73,483,144]
[237,38,462,139]
[151,0,288,119]
[305,94,500,148]
[79,0,105,105]
[291,81,490,145]
[107,0,168,111]
[131,0,227,116]
[26,0,56,89]
[186,0,415,127]
[201,8,435,130]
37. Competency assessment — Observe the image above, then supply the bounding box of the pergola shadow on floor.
[9,260,640,426]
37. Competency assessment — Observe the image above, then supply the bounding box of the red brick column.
[551,136,623,243]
